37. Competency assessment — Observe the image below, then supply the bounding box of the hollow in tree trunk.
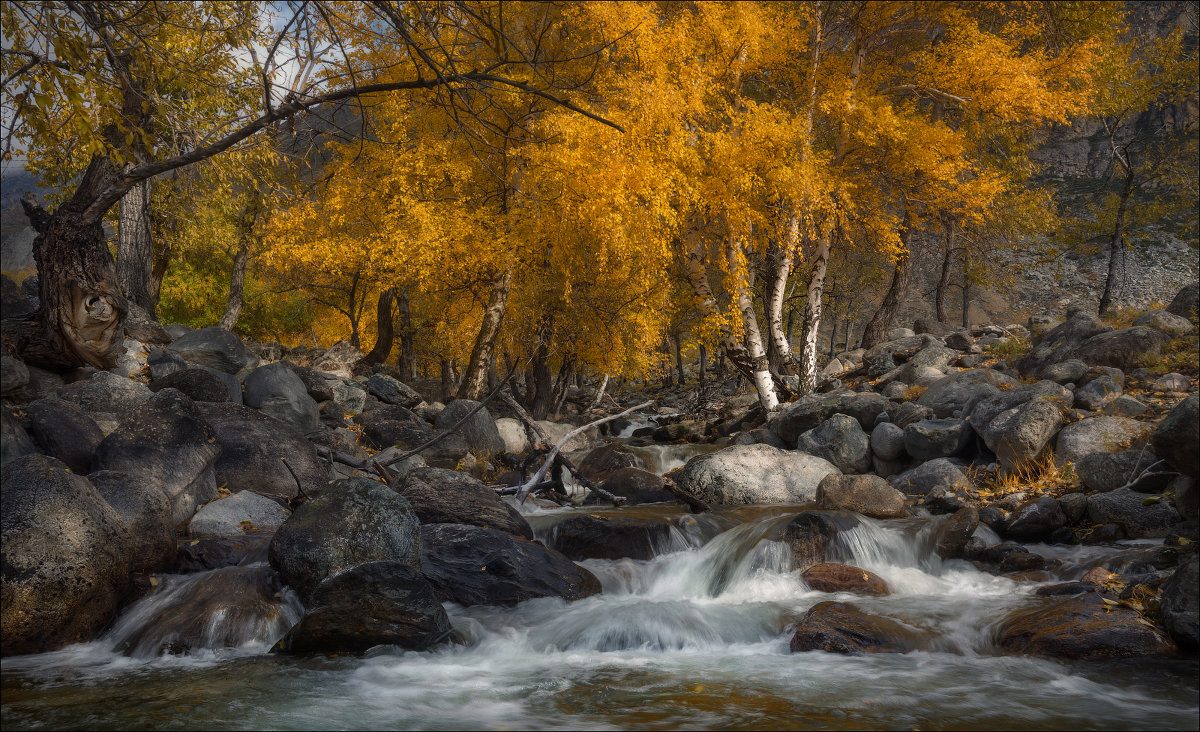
[117,179,155,314]
[360,287,396,367]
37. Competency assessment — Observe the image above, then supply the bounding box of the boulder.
[495,417,531,454]
[676,444,840,505]
[59,370,153,417]
[168,327,259,374]
[1170,476,1199,523]
[796,414,872,474]
[24,397,104,474]
[814,474,906,519]
[653,419,708,442]
[1,410,39,467]
[968,381,1072,472]
[149,367,237,403]
[187,490,290,538]
[888,401,934,429]
[1015,311,1104,377]
[0,354,29,397]
[1085,488,1183,539]
[1159,553,1198,651]
[888,458,969,496]
[784,510,862,568]
[172,536,269,573]
[534,419,597,452]
[1076,449,1167,493]
[268,477,422,603]
[1041,359,1089,385]
[588,467,676,505]
[197,402,328,502]
[1003,496,1067,541]
[1152,394,1199,480]
[1,455,133,656]
[283,364,334,403]
[547,514,672,561]
[1165,282,1199,321]
[903,419,972,462]
[311,340,362,379]
[768,393,888,444]
[146,347,187,381]
[243,362,319,434]
[789,602,930,655]
[578,444,646,483]
[997,593,1172,658]
[917,369,1020,419]
[365,374,423,409]
[278,561,452,654]
[92,389,221,524]
[1074,375,1122,411]
[944,331,973,351]
[869,422,906,461]
[1134,309,1193,336]
[800,564,889,596]
[1054,416,1153,467]
[1064,327,1165,372]
[396,468,532,539]
[1151,373,1190,393]
[932,505,979,558]
[88,470,175,574]
[420,523,601,606]
[912,319,957,337]
[330,379,367,415]
[434,399,505,455]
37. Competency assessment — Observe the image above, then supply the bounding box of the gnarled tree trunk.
[860,223,914,349]
[360,287,396,367]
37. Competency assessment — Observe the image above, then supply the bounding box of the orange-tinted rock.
[998,593,1173,658]
[790,601,931,655]
[801,563,889,596]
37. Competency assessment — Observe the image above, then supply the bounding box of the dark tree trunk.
[150,238,171,310]
[674,336,685,386]
[440,358,457,402]
[218,240,250,332]
[861,250,912,349]
[527,315,554,419]
[698,342,707,388]
[460,267,512,400]
[117,179,155,314]
[1099,169,1136,317]
[361,287,396,367]
[396,287,416,379]
[935,221,954,324]
[551,357,574,418]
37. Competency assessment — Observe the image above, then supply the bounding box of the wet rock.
[768,392,888,444]
[579,444,646,483]
[188,490,290,538]
[396,468,532,539]
[999,551,1047,573]
[1004,496,1067,541]
[1,455,133,656]
[1081,523,1127,544]
[783,510,861,569]
[269,477,421,603]
[366,374,423,409]
[1074,375,1123,412]
[24,397,104,474]
[88,470,175,574]
[796,414,872,474]
[547,514,672,561]
[1159,553,1198,651]
[903,419,972,462]
[92,389,221,524]
[1085,488,1183,539]
[800,563,889,596]
[149,366,237,403]
[1076,449,1169,493]
[198,402,328,502]
[1133,309,1194,336]
[59,370,153,417]
[917,369,1020,419]
[1152,394,1199,480]
[244,362,319,434]
[278,561,451,654]
[589,467,675,505]
[173,536,269,573]
[168,326,259,374]
[495,417,531,454]
[815,474,906,519]
[933,505,980,559]
[676,444,840,505]
[789,602,930,655]
[1054,416,1153,467]
[997,593,1173,658]
[870,422,906,461]
[435,399,505,455]
[420,523,600,606]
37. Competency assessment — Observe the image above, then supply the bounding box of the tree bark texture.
[117,179,155,314]
[860,231,913,349]
[728,223,778,411]
[1098,169,1135,316]
[935,220,954,324]
[796,233,832,396]
[218,240,250,332]
[460,266,513,400]
[396,287,416,379]
[765,212,798,376]
[361,287,396,366]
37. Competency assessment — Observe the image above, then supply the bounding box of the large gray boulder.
[768,393,888,445]
[1,409,39,467]
[244,362,319,433]
[168,327,259,374]
[1041,359,1088,385]
[1133,310,1193,336]
[1165,282,1199,321]
[795,414,871,474]
[1086,488,1183,539]
[187,490,290,538]
[1003,496,1066,541]
[968,381,1072,472]
[2,455,133,656]
[1015,311,1104,377]
[59,370,153,417]
[87,470,175,574]
[1074,375,1122,411]
[1054,416,1153,467]
[92,389,221,524]
[917,369,1020,418]
[1064,327,1164,372]
[149,366,238,404]
[24,397,104,474]
[396,468,532,539]
[495,417,531,454]
[197,402,328,502]
[1160,553,1198,651]
[814,473,906,519]
[434,399,506,455]
[903,419,972,462]
[366,374,423,409]
[1076,449,1166,493]
[889,458,969,496]
[268,477,422,603]
[1152,394,1199,480]
[676,443,840,505]
[869,422,906,461]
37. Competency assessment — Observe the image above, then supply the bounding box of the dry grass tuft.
[975,451,1079,499]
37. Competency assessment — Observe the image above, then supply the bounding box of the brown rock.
[815,474,907,519]
[998,594,1173,658]
[789,601,930,654]
[801,563,889,596]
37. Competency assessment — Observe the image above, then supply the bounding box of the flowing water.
[3,457,1197,729]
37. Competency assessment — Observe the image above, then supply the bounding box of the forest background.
[1,0,1196,416]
